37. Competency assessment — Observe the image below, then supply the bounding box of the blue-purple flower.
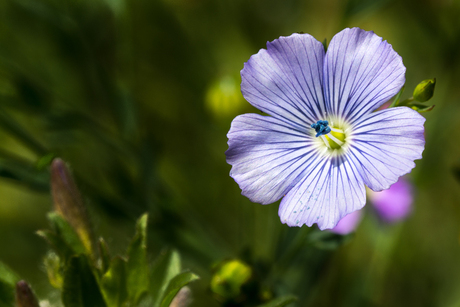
[226,28,425,230]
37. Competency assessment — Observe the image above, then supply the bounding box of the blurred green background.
[0,0,459,306]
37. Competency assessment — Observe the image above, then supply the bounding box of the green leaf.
[37,230,74,262]
[0,152,49,192]
[0,106,48,156]
[0,261,19,285]
[150,249,181,307]
[98,238,111,275]
[159,271,199,307]
[49,212,87,255]
[126,214,149,304]
[38,213,86,262]
[44,252,63,289]
[62,255,107,307]
[258,295,297,307]
[101,257,128,307]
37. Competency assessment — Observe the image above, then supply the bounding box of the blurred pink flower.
[368,177,413,223]
[330,210,363,235]
[331,177,414,234]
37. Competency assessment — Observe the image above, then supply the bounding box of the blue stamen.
[311,120,331,137]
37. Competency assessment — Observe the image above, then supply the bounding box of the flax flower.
[226,28,425,230]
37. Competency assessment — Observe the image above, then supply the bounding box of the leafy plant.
[1,158,199,307]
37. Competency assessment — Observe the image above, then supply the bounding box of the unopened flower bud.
[205,75,244,117]
[50,158,94,255]
[15,281,39,307]
[413,78,436,102]
[210,260,252,299]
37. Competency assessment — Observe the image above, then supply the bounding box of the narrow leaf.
[62,255,107,307]
[0,151,49,192]
[159,271,199,307]
[101,257,128,307]
[150,249,181,307]
[0,107,47,155]
[258,295,297,307]
[0,261,19,285]
[37,230,74,262]
[38,212,86,262]
[98,238,111,275]
[126,214,149,304]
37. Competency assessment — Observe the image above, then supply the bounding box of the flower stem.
[389,86,405,108]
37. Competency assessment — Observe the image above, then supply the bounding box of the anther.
[311,120,331,137]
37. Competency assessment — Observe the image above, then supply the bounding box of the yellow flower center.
[323,128,346,149]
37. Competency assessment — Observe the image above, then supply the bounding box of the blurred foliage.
[0,0,459,306]
[2,160,201,307]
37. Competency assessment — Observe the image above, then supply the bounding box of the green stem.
[363,224,403,303]
[389,86,405,108]
[398,97,414,106]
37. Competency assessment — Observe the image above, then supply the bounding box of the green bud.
[205,75,244,117]
[413,78,436,102]
[50,158,94,255]
[15,281,40,307]
[210,260,252,299]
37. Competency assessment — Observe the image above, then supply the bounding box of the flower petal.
[278,155,366,230]
[349,107,425,191]
[323,28,405,124]
[241,33,326,128]
[226,113,319,204]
